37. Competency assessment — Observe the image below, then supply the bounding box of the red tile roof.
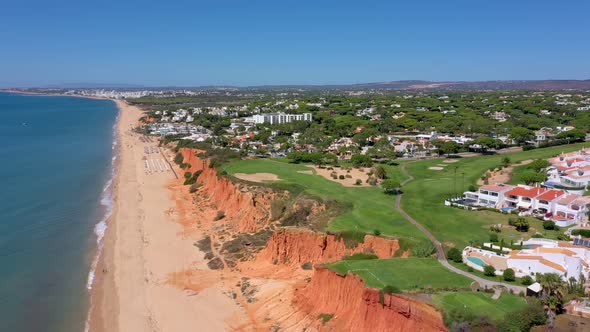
[536,189,565,201]
[505,186,547,198]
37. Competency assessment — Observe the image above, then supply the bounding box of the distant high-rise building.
[252,112,312,125]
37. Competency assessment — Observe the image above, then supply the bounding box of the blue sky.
[2,0,590,86]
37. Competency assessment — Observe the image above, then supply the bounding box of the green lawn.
[223,159,427,242]
[400,143,589,249]
[433,291,528,322]
[325,258,472,290]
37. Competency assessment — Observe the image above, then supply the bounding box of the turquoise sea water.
[0,92,118,331]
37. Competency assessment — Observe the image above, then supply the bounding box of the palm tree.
[537,273,565,330]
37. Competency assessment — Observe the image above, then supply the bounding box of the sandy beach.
[88,100,251,332]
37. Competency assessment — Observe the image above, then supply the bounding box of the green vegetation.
[503,268,515,282]
[400,142,589,249]
[223,158,427,243]
[325,258,472,290]
[483,265,496,277]
[318,313,334,324]
[342,253,378,260]
[433,291,528,322]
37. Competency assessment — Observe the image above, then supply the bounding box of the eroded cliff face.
[180,148,278,232]
[296,267,447,332]
[259,228,399,264]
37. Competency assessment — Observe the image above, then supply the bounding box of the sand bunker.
[309,166,370,187]
[428,167,444,171]
[436,164,448,167]
[443,159,459,163]
[234,173,280,183]
[297,170,314,175]
[477,159,533,185]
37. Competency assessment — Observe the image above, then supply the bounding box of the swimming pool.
[467,256,488,267]
[500,207,515,212]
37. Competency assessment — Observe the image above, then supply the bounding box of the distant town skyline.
[2,0,590,87]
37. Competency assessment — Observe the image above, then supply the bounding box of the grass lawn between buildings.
[325,258,473,290]
[432,291,529,322]
[400,142,589,249]
[223,159,427,243]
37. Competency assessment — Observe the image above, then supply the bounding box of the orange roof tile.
[480,184,513,192]
[505,186,547,198]
[536,189,565,201]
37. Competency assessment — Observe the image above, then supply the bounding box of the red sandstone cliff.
[296,267,447,332]
[179,148,278,232]
[260,228,399,264]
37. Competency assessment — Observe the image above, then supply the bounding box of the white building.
[252,112,313,125]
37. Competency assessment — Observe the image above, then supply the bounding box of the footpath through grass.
[400,143,589,249]
[433,291,528,322]
[224,159,427,243]
[325,258,472,290]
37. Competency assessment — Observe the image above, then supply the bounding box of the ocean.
[0,92,118,331]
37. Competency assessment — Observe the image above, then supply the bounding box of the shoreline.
[87,99,246,332]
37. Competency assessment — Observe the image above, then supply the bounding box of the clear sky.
[2,0,590,87]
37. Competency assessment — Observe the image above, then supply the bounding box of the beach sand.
[89,100,248,332]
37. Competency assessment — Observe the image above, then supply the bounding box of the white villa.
[547,149,590,189]
[463,184,590,227]
[463,238,590,281]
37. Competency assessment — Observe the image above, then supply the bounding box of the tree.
[483,265,496,277]
[521,275,534,286]
[510,127,533,143]
[373,165,387,179]
[556,129,586,142]
[439,141,460,156]
[503,268,516,281]
[350,154,373,167]
[382,179,401,194]
[174,152,184,165]
[447,248,462,263]
[527,159,551,172]
[519,170,546,185]
[501,156,511,167]
[472,136,502,151]
[543,220,556,230]
[537,273,565,329]
[513,217,530,232]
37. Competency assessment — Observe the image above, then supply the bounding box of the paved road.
[396,163,526,294]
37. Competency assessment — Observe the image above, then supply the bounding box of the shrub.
[483,265,496,277]
[301,262,313,270]
[571,229,590,237]
[343,253,378,260]
[447,248,463,263]
[373,229,381,236]
[184,171,192,179]
[489,233,499,242]
[355,179,362,185]
[174,152,184,165]
[345,174,352,178]
[318,313,334,324]
[468,184,477,192]
[411,241,436,257]
[542,220,556,230]
[213,210,225,221]
[382,285,401,294]
[503,268,516,281]
[338,175,345,180]
[520,275,534,286]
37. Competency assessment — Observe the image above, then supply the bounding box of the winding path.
[396,163,526,294]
